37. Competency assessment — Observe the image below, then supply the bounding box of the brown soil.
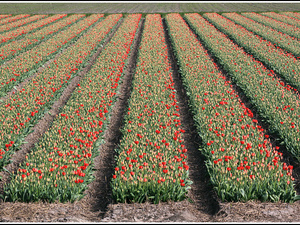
[0,15,300,223]
[1,198,300,222]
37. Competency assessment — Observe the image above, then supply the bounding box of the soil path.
[81,17,145,219]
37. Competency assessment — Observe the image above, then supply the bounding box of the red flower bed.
[111,14,192,204]
[0,14,12,21]
[166,13,295,202]
[0,14,118,172]
[204,12,300,92]
[222,12,300,58]
[0,14,51,44]
[3,14,141,203]
[261,12,300,28]
[0,14,47,33]
[0,14,30,26]
[281,12,300,20]
[242,12,300,40]
[184,13,300,177]
[0,14,103,98]
[0,14,84,65]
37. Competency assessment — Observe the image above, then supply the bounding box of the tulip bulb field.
[0,11,300,222]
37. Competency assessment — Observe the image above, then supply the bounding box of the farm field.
[0,11,300,223]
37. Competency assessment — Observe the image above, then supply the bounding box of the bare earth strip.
[86,17,145,220]
[162,16,220,217]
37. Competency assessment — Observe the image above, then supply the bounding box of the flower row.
[0,14,12,21]
[204,13,300,92]
[261,12,300,28]
[0,14,102,98]
[0,14,29,26]
[3,14,141,203]
[111,14,192,204]
[0,14,83,65]
[241,12,300,40]
[185,13,300,165]
[281,12,300,20]
[0,14,119,172]
[166,13,295,202]
[222,12,300,58]
[0,14,46,34]
[0,14,63,45]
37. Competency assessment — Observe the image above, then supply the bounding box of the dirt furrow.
[80,17,145,219]
[162,17,221,216]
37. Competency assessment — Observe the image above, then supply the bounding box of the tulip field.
[111,14,192,204]
[0,11,300,208]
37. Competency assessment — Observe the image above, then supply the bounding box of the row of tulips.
[0,14,102,98]
[261,12,300,28]
[0,14,84,65]
[241,12,300,40]
[0,15,52,46]
[184,13,300,164]
[111,14,192,204]
[3,14,141,203]
[0,14,29,26]
[222,12,300,58]
[165,13,296,202]
[0,14,12,22]
[281,12,300,20]
[0,14,47,34]
[0,14,121,173]
[204,13,300,92]
[0,14,56,46]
